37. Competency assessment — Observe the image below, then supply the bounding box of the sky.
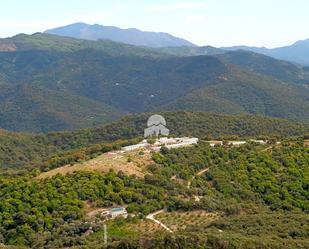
[0,0,308,48]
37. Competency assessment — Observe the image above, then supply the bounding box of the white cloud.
[147,2,207,12]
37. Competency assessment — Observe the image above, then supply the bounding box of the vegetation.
[0,33,165,57]
[0,34,308,132]
[0,84,121,133]
[0,137,307,248]
[0,171,165,247]
[217,50,308,84]
[0,33,308,248]
[1,111,308,171]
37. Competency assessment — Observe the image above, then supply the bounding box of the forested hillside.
[0,33,165,57]
[0,84,121,132]
[0,34,308,132]
[0,139,307,248]
[0,111,308,171]
[216,50,309,85]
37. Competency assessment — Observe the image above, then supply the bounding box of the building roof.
[111,207,126,212]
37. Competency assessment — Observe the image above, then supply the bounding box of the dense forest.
[0,33,308,132]
[0,138,308,248]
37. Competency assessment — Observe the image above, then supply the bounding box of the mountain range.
[222,39,309,66]
[44,22,309,66]
[0,24,308,132]
[45,22,196,48]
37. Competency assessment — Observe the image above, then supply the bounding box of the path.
[187,167,209,189]
[146,210,173,233]
[262,145,273,152]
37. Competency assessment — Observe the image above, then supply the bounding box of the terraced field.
[155,210,220,232]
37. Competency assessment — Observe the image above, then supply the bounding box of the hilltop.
[0,111,308,172]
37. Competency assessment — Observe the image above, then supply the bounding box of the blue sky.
[0,0,308,47]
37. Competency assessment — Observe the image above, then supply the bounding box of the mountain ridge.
[222,39,309,65]
[0,33,308,132]
[45,22,197,48]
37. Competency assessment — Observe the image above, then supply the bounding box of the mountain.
[0,33,308,132]
[45,22,197,48]
[153,48,309,85]
[215,50,309,84]
[164,64,309,120]
[0,33,165,57]
[222,39,309,66]
[1,47,308,123]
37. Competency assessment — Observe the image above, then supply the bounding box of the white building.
[228,141,247,146]
[250,139,267,144]
[122,142,148,152]
[153,137,198,151]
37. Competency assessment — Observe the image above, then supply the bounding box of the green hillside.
[0,33,165,57]
[0,138,307,248]
[0,34,308,133]
[0,84,122,132]
[165,66,309,121]
[216,50,309,84]
[0,111,308,171]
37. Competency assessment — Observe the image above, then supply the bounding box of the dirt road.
[146,210,173,233]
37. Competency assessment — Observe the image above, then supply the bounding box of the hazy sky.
[1,0,308,47]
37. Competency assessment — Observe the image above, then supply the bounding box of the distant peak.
[44,22,197,47]
[293,38,309,45]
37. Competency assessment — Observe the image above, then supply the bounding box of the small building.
[228,141,246,146]
[250,139,267,144]
[87,207,128,220]
[152,137,198,151]
[110,207,128,219]
[122,142,148,152]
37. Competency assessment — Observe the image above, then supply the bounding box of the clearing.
[37,149,153,179]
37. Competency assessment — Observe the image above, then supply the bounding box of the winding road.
[146,210,173,233]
